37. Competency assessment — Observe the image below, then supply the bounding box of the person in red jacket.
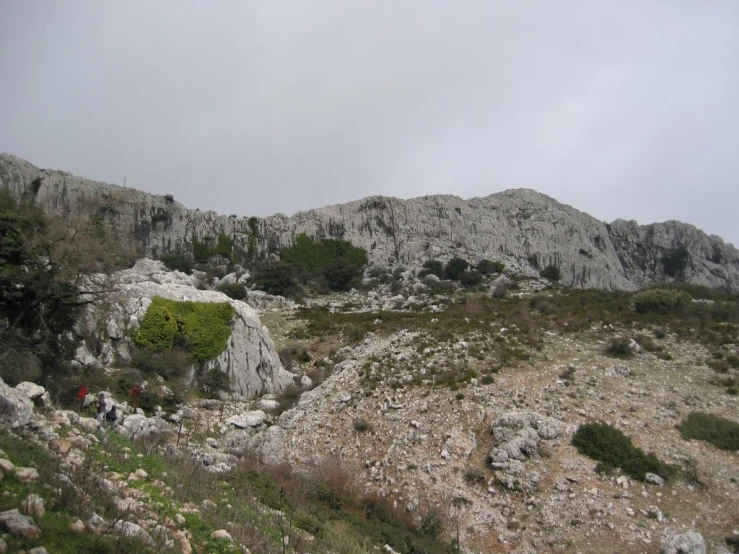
[78,384,88,411]
[130,383,142,411]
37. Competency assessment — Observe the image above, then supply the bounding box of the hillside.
[2,153,738,292]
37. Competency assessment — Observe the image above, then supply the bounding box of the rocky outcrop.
[2,153,738,291]
[76,259,294,399]
[0,378,34,430]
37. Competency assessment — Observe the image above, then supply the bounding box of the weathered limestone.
[2,153,738,291]
[0,378,34,430]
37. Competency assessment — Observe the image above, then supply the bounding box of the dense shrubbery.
[678,412,739,451]
[133,297,235,363]
[633,288,691,314]
[476,259,505,275]
[418,260,444,279]
[572,422,671,480]
[159,250,193,274]
[216,281,247,300]
[444,257,469,280]
[252,234,367,296]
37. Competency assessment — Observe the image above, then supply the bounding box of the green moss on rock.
[133,297,235,363]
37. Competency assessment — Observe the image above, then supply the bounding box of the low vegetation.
[572,422,672,481]
[677,412,739,452]
[133,297,235,363]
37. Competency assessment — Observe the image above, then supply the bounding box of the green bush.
[200,368,231,398]
[540,264,561,281]
[131,347,190,380]
[605,338,633,359]
[160,250,193,274]
[459,270,483,287]
[323,258,362,291]
[633,288,691,314]
[216,282,247,300]
[252,261,302,297]
[133,297,235,363]
[572,422,670,480]
[476,259,505,275]
[444,257,470,280]
[418,260,444,279]
[678,412,739,451]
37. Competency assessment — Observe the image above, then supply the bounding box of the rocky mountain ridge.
[2,153,738,291]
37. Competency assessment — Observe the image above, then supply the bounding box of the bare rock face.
[2,153,738,291]
[660,531,706,554]
[77,259,294,399]
[0,378,34,430]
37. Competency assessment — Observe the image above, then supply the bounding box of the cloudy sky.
[1,1,738,245]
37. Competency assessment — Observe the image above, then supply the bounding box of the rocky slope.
[75,259,294,399]
[2,153,738,292]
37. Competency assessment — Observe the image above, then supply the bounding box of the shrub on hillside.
[572,422,670,480]
[418,259,444,279]
[661,244,690,277]
[133,297,235,363]
[476,259,505,275]
[540,264,561,281]
[252,261,302,297]
[677,412,739,451]
[459,269,483,287]
[323,258,362,291]
[444,257,470,280]
[159,250,193,274]
[605,338,633,359]
[216,282,247,300]
[633,288,691,314]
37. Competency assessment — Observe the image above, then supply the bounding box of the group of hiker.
[77,382,144,428]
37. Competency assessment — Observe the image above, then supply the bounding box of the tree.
[253,261,301,297]
[323,258,361,291]
[0,189,140,388]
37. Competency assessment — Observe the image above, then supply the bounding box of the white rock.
[226,410,266,428]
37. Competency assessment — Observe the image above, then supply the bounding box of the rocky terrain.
[2,268,739,553]
[2,153,739,554]
[2,153,738,292]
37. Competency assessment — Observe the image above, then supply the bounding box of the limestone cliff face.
[2,153,738,291]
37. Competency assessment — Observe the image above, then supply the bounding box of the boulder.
[14,382,51,407]
[76,259,295,399]
[225,410,266,429]
[661,531,706,554]
[0,377,34,429]
[21,494,45,517]
[0,509,41,539]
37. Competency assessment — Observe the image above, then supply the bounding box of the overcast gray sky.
[1,1,738,245]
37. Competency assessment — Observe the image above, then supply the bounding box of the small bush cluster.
[605,338,633,359]
[216,281,247,300]
[572,422,671,480]
[677,412,739,451]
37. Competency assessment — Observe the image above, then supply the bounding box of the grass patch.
[677,412,739,451]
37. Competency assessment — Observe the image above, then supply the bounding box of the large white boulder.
[77,259,294,399]
[0,378,34,430]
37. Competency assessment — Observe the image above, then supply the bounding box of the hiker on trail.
[105,405,120,429]
[130,383,142,411]
[96,392,107,422]
[78,384,88,411]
